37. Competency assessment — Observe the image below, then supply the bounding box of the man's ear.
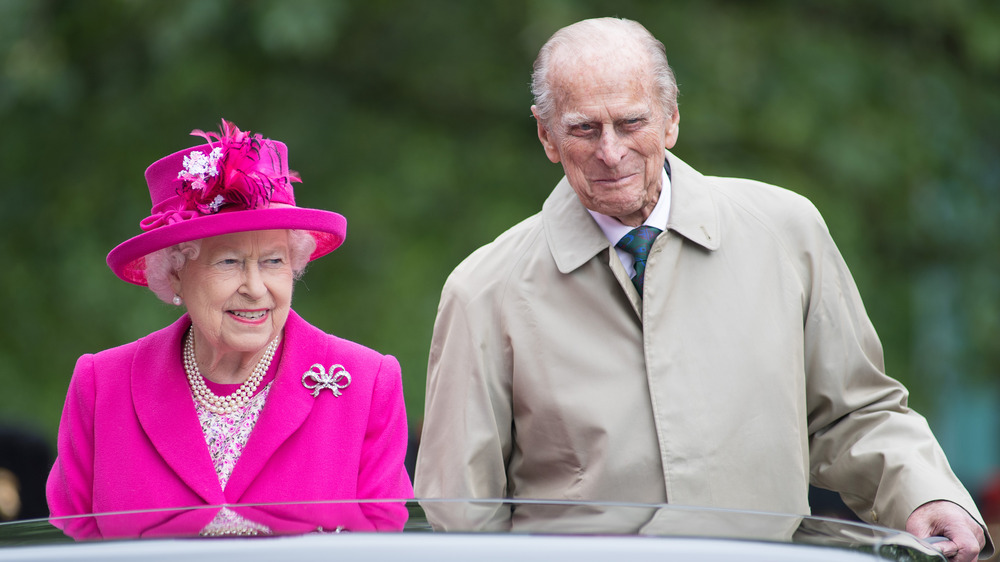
[531,105,561,164]
[664,107,680,149]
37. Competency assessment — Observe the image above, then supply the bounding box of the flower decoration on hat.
[110,118,347,287]
[177,119,301,215]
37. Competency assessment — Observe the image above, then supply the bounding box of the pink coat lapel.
[131,316,224,505]
[224,311,318,500]
[130,312,356,504]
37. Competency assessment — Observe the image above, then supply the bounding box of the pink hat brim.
[107,206,346,286]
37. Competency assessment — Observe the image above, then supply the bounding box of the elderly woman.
[46,120,412,538]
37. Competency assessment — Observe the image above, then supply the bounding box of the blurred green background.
[1,0,998,506]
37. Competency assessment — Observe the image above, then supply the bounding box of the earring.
[172,295,183,306]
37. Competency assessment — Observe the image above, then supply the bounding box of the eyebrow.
[620,109,651,122]
[207,244,288,257]
[560,110,651,129]
[560,112,592,129]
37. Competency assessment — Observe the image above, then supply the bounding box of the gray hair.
[145,229,317,304]
[530,17,678,126]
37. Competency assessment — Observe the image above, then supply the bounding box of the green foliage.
[1,0,997,473]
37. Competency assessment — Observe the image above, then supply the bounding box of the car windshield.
[0,499,945,562]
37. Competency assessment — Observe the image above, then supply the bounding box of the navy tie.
[616,225,662,295]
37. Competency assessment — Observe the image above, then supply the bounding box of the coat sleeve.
[46,354,102,539]
[799,206,992,555]
[414,276,514,531]
[357,353,414,530]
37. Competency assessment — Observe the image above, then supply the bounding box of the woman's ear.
[168,267,183,298]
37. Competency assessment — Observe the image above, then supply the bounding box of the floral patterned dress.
[193,345,282,536]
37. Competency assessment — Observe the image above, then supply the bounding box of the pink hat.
[107,119,346,286]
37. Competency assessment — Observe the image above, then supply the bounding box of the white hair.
[530,17,678,126]
[144,229,318,304]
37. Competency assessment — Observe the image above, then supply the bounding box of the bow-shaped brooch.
[302,364,352,397]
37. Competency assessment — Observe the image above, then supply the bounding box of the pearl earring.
[172,295,183,306]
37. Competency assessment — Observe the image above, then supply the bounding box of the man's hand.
[906,500,986,562]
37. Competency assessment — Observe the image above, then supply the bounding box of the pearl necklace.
[183,329,280,415]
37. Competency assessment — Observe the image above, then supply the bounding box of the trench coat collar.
[132,310,319,503]
[543,150,721,274]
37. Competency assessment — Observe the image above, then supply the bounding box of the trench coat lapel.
[663,151,720,251]
[132,315,224,504]
[543,177,610,275]
[223,310,318,501]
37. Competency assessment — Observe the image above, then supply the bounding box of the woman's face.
[170,230,294,359]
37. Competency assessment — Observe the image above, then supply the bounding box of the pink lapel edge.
[222,310,319,501]
[131,314,225,505]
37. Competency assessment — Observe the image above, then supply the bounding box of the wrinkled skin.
[907,500,986,562]
[532,42,679,228]
[169,229,294,384]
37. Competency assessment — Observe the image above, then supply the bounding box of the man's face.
[533,52,679,226]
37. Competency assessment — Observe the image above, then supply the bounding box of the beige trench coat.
[415,152,987,543]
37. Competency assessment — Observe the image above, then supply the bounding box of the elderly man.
[414,17,990,560]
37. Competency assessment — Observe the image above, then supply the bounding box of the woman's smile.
[229,309,269,324]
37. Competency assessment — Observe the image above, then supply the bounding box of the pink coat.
[46,310,413,538]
